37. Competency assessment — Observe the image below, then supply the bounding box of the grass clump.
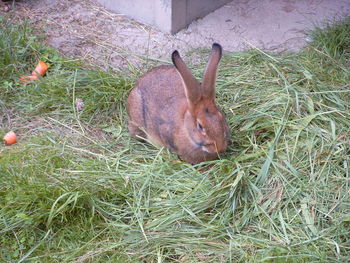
[308,17,350,60]
[1,16,350,262]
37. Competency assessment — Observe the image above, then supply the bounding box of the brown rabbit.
[127,43,229,164]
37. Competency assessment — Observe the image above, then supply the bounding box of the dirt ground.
[1,0,350,71]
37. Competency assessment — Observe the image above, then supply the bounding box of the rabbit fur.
[127,43,229,164]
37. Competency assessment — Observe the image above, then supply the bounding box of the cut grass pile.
[1,16,350,262]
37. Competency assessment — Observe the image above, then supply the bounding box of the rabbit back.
[127,65,186,151]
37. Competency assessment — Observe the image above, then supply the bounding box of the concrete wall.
[95,0,232,34]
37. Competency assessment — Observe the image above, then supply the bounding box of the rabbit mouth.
[202,146,212,153]
[196,141,215,153]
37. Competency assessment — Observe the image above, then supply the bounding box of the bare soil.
[1,0,350,71]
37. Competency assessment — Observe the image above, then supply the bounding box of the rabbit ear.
[201,43,222,100]
[172,50,201,106]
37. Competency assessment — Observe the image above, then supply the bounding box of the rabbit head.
[172,43,229,161]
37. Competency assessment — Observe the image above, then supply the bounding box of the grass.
[1,16,350,262]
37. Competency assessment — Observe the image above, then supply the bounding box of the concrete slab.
[95,0,232,33]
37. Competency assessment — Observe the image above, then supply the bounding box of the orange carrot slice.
[20,74,39,85]
[20,75,39,81]
[20,61,49,84]
[3,131,17,145]
[31,61,49,77]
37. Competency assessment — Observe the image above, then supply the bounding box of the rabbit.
[127,43,229,164]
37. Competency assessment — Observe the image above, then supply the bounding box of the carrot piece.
[3,131,17,145]
[31,61,49,77]
[20,61,48,84]
[20,75,39,81]
[20,74,39,85]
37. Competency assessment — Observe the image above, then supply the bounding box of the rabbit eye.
[197,121,206,134]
